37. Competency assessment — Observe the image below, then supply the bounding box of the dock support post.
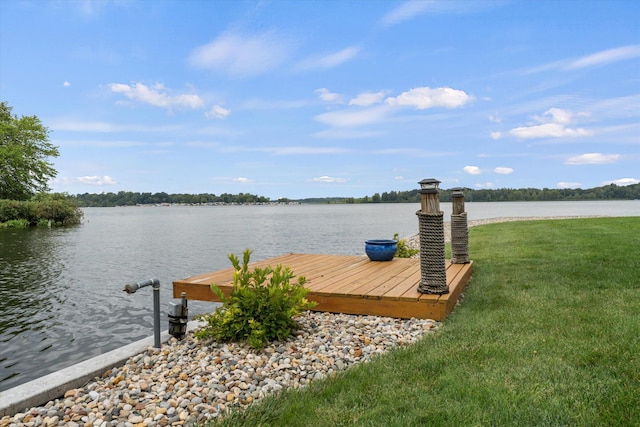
[451,187,470,264]
[416,178,449,295]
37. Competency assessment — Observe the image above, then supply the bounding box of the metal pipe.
[123,278,161,348]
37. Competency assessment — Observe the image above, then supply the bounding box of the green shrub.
[0,219,30,229]
[0,193,83,227]
[0,199,21,222]
[394,233,419,258]
[195,249,317,349]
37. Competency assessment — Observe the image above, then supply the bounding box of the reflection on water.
[0,228,66,385]
[0,201,638,391]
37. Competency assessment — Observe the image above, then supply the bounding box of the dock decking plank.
[173,253,473,320]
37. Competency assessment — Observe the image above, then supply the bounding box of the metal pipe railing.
[123,278,161,348]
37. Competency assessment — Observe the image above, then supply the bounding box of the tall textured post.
[416,179,449,294]
[451,187,470,264]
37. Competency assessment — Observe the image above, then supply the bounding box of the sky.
[1,0,639,199]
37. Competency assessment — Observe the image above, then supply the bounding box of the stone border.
[0,322,204,418]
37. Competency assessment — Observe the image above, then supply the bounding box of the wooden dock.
[173,254,473,320]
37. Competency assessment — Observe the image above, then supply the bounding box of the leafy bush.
[0,219,30,229]
[195,249,317,349]
[0,199,21,222]
[0,193,83,227]
[394,233,419,258]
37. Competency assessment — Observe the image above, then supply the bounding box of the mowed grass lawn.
[210,217,640,427]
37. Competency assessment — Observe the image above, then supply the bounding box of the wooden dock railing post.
[416,178,449,294]
[451,187,470,264]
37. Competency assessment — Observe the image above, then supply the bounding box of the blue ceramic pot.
[365,239,397,261]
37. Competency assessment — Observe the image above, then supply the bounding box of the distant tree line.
[71,191,273,207]
[347,184,640,204]
[70,184,639,207]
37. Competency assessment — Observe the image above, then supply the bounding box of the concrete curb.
[0,321,205,418]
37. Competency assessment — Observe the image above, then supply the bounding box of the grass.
[207,217,640,426]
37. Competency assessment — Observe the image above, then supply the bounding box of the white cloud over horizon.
[525,44,640,74]
[296,46,360,71]
[314,105,391,128]
[188,30,292,77]
[109,82,205,110]
[565,153,621,165]
[75,175,117,186]
[380,0,497,27]
[315,88,345,104]
[233,177,254,183]
[557,181,582,189]
[463,165,482,175]
[386,87,474,110]
[506,108,594,140]
[494,167,514,174]
[205,105,230,119]
[565,44,640,70]
[601,177,640,186]
[309,176,348,183]
[349,92,386,107]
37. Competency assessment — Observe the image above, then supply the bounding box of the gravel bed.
[1,312,438,427]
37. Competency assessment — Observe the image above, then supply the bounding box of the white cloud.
[525,45,640,74]
[51,120,183,133]
[205,105,230,119]
[565,45,640,70]
[508,108,593,139]
[349,92,386,107]
[494,167,513,175]
[233,177,254,183]
[490,131,502,140]
[557,182,582,189]
[63,81,71,87]
[188,30,291,77]
[475,182,494,189]
[565,153,621,165]
[296,46,360,70]
[268,146,350,155]
[380,0,493,27]
[386,87,474,110]
[314,105,391,127]
[601,178,640,186]
[109,82,204,110]
[75,175,117,186]
[510,123,592,139]
[313,129,383,139]
[315,88,344,103]
[310,176,347,183]
[540,107,573,125]
[380,1,434,26]
[53,120,115,132]
[488,114,502,123]
[463,165,482,175]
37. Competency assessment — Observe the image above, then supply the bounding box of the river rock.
[0,312,438,426]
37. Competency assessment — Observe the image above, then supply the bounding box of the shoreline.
[0,215,610,426]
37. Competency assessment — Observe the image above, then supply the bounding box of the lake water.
[1,200,638,391]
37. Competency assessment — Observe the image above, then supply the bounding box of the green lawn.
[209,217,640,427]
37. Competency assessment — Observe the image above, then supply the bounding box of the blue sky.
[1,0,638,199]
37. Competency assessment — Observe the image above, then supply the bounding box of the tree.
[0,102,59,200]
